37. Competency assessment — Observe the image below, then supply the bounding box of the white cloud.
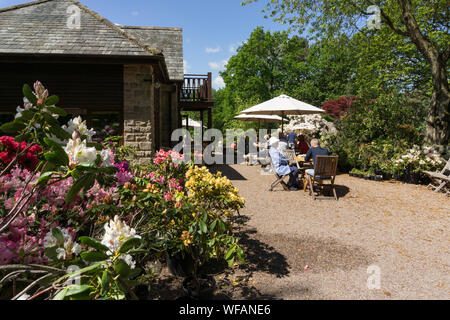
[205,46,221,53]
[208,59,228,71]
[131,10,139,16]
[183,60,191,74]
[213,76,225,89]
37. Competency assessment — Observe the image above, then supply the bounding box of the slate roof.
[122,26,184,81]
[0,0,184,81]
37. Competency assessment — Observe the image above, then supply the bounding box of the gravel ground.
[153,164,450,300]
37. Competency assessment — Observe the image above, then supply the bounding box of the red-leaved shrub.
[322,96,358,119]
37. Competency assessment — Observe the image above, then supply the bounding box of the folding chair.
[268,154,290,191]
[306,156,339,200]
[423,158,450,194]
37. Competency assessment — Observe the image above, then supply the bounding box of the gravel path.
[205,164,450,300]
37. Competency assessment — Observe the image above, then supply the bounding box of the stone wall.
[123,64,154,164]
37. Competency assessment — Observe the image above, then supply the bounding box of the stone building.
[0,0,214,163]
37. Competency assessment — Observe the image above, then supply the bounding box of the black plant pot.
[167,252,194,278]
[375,175,383,181]
[182,275,216,300]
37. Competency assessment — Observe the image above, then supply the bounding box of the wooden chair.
[423,158,450,194]
[268,153,290,191]
[306,156,339,200]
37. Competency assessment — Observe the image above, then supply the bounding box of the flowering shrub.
[0,82,246,300]
[0,136,42,171]
[391,145,445,175]
[284,114,337,139]
[321,96,357,119]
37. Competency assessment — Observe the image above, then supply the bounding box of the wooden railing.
[180,73,213,103]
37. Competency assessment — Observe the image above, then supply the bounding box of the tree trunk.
[397,0,450,146]
[426,58,449,146]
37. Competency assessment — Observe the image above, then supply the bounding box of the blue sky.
[0,0,292,89]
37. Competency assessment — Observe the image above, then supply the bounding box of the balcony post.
[207,72,212,102]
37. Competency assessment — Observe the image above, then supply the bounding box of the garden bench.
[423,158,450,194]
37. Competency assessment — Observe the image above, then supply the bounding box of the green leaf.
[114,259,131,278]
[23,84,37,105]
[46,105,66,116]
[35,171,56,186]
[44,95,59,106]
[53,288,68,300]
[55,262,102,283]
[49,125,71,141]
[52,227,64,244]
[227,257,235,268]
[44,246,58,261]
[78,236,109,252]
[80,251,109,262]
[43,112,60,128]
[118,238,141,254]
[127,267,142,280]
[65,173,96,204]
[20,109,35,121]
[0,122,25,134]
[199,221,208,234]
[65,285,93,297]
[44,137,69,166]
[101,270,110,293]
[225,245,236,261]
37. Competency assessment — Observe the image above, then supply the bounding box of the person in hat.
[268,137,299,191]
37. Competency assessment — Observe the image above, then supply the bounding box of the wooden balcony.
[179,73,214,110]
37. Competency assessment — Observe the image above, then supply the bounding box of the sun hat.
[268,137,280,147]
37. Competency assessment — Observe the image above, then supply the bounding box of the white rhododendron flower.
[64,116,96,142]
[64,138,98,166]
[100,149,114,167]
[101,216,141,268]
[44,227,81,261]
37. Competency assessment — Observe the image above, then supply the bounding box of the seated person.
[287,130,297,149]
[268,137,299,191]
[305,138,330,178]
[295,135,310,154]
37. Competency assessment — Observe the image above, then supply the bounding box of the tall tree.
[243,0,449,146]
[221,27,309,103]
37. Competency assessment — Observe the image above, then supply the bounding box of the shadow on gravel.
[232,216,372,277]
[208,164,247,181]
[260,234,372,274]
[232,216,290,278]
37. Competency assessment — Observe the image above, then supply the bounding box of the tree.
[221,27,309,103]
[243,0,449,146]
